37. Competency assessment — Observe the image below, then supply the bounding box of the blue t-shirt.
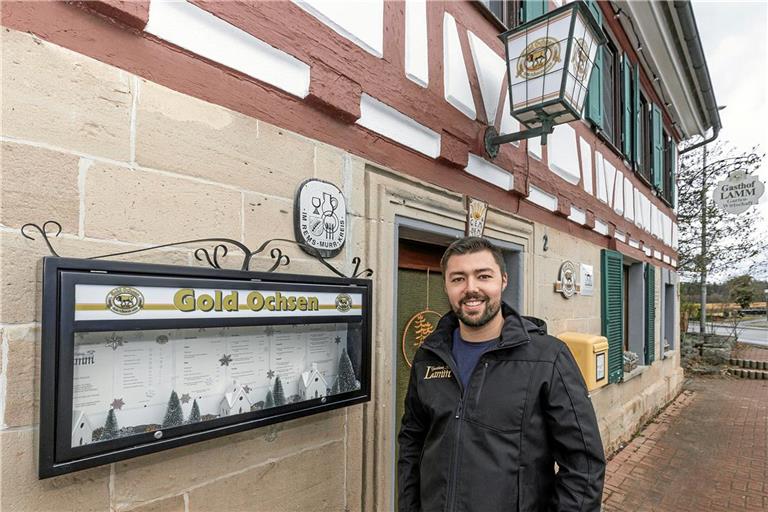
[451,328,498,391]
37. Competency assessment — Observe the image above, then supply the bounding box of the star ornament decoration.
[219,354,233,366]
[105,333,124,351]
[111,398,125,410]
[334,336,342,344]
[180,393,191,404]
[267,369,275,379]
[243,385,252,394]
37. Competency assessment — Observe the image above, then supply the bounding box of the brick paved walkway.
[602,377,768,511]
[734,343,768,363]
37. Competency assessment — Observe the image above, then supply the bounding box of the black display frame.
[39,257,372,478]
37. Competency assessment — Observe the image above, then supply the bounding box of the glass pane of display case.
[71,323,362,447]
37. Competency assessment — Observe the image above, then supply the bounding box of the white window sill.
[622,365,648,382]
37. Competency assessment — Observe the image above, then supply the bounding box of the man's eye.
[479,274,492,280]
[451,277,464,283]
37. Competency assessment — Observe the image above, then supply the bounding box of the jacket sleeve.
[397,360,429,512]
[544,345,606,511]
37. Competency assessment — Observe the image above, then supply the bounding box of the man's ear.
[501,272,508,290]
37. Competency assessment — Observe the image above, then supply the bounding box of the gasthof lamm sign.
[713,171,765,215]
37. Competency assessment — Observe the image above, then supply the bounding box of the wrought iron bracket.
[484,116,556,159]
[21,221,373,279]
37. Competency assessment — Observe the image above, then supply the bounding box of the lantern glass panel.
[500,2,605,128]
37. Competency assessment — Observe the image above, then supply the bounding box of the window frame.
[475,0,522,30]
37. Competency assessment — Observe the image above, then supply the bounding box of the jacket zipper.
[474,361,489,405]
[421,341,526,512]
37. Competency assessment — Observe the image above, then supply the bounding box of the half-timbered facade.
[0,0,718,509]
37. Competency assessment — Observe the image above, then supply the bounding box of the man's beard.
[451,292,501,327]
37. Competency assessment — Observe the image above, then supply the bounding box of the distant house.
[219,383,253,416]
[298,363,328,400]
[71,410,93,447]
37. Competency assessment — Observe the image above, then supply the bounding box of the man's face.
[444,250,508,328]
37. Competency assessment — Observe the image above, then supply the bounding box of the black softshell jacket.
[398,304,605,512]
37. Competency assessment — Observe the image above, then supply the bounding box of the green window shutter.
[633,62,641,167]
[521,0,547,22]
[586,0,602,25]
[585,47,603,127]
[651,104,664,191]
[621,54,632,157]
[671,142,678,208]
[601,249,624,384]
[645,264,656,365]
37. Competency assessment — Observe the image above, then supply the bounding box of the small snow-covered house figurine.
[71,410,93,446]
[299,363,328,400]
[219,382,253,416]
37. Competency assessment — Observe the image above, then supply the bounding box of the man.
[398,237,605,512]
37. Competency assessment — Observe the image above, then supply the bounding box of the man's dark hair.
[440,237,507,275]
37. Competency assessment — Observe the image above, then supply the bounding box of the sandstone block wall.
[1,29,366,512]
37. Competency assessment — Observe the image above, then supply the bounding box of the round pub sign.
[294,179,347,258]
[713,171,765,215]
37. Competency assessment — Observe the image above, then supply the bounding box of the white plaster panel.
[654,250,662,260]
[672,223,678,250]
[650,203,660,239]
[641,195,651,232]
[662,213,672,246]
[528,185,558,211]
[468,32,505,124]
[663,255,671,264]
[528,135,542,160]
[595,151,607,203]
[644,247,653,257]
[623,177,634,221]
[294,0,384,57]
[604,160,617,208]
[548,124,580,185]
[357,93,440,157]
[634,188,643,228]
[579,137,593,195]
[628,239,640,249]
[594,219,609,236]
[405,0,429,87]
[443,13,476,119]
[614,230,626,243]
[671,259,677,268]
[499,95,520,147]
[568,206,586,225]
[613,170,624,215]
[146,1,310,98]
[465,154,513,190]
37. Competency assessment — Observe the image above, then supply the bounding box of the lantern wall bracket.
[484,115,556,159]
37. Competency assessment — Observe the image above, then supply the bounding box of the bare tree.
[677,139,765,334]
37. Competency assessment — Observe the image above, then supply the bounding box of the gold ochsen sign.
[173,289,320,313]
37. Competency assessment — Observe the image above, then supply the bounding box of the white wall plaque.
[580,263,594,296]
[294,179,347,258]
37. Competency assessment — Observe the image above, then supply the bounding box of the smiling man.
[398,237,605,512]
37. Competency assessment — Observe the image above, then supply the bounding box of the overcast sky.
[691,0,767,279]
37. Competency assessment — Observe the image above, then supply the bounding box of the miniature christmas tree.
[265,390,275,409]
[273,376,285,406]
[162,390,184,428]
[337,349,358,393]
[188,399,201,423]
[102,408,119,440]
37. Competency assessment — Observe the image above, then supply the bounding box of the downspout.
[674,1,722,154]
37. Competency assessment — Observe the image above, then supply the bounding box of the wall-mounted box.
[557,332,609,391]
[39,257,372,478]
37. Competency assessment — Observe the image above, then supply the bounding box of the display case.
[39,257,372,478]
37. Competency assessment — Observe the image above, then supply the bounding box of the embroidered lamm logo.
[424,365,452,380]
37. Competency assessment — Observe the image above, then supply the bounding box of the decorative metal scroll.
[20,221,373,279]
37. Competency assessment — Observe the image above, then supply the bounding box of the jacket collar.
[423,302,543,352]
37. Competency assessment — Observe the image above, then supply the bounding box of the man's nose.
[465,276,480,292]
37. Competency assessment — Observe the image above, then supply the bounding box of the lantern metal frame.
[485,1,606,158]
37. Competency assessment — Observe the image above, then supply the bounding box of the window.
[637,93,651,183]
[661,131,676,206]
[478,0,522,28]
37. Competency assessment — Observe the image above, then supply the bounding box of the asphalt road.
[687,323,768,346]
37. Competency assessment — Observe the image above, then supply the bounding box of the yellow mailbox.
[557,332,609,391]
